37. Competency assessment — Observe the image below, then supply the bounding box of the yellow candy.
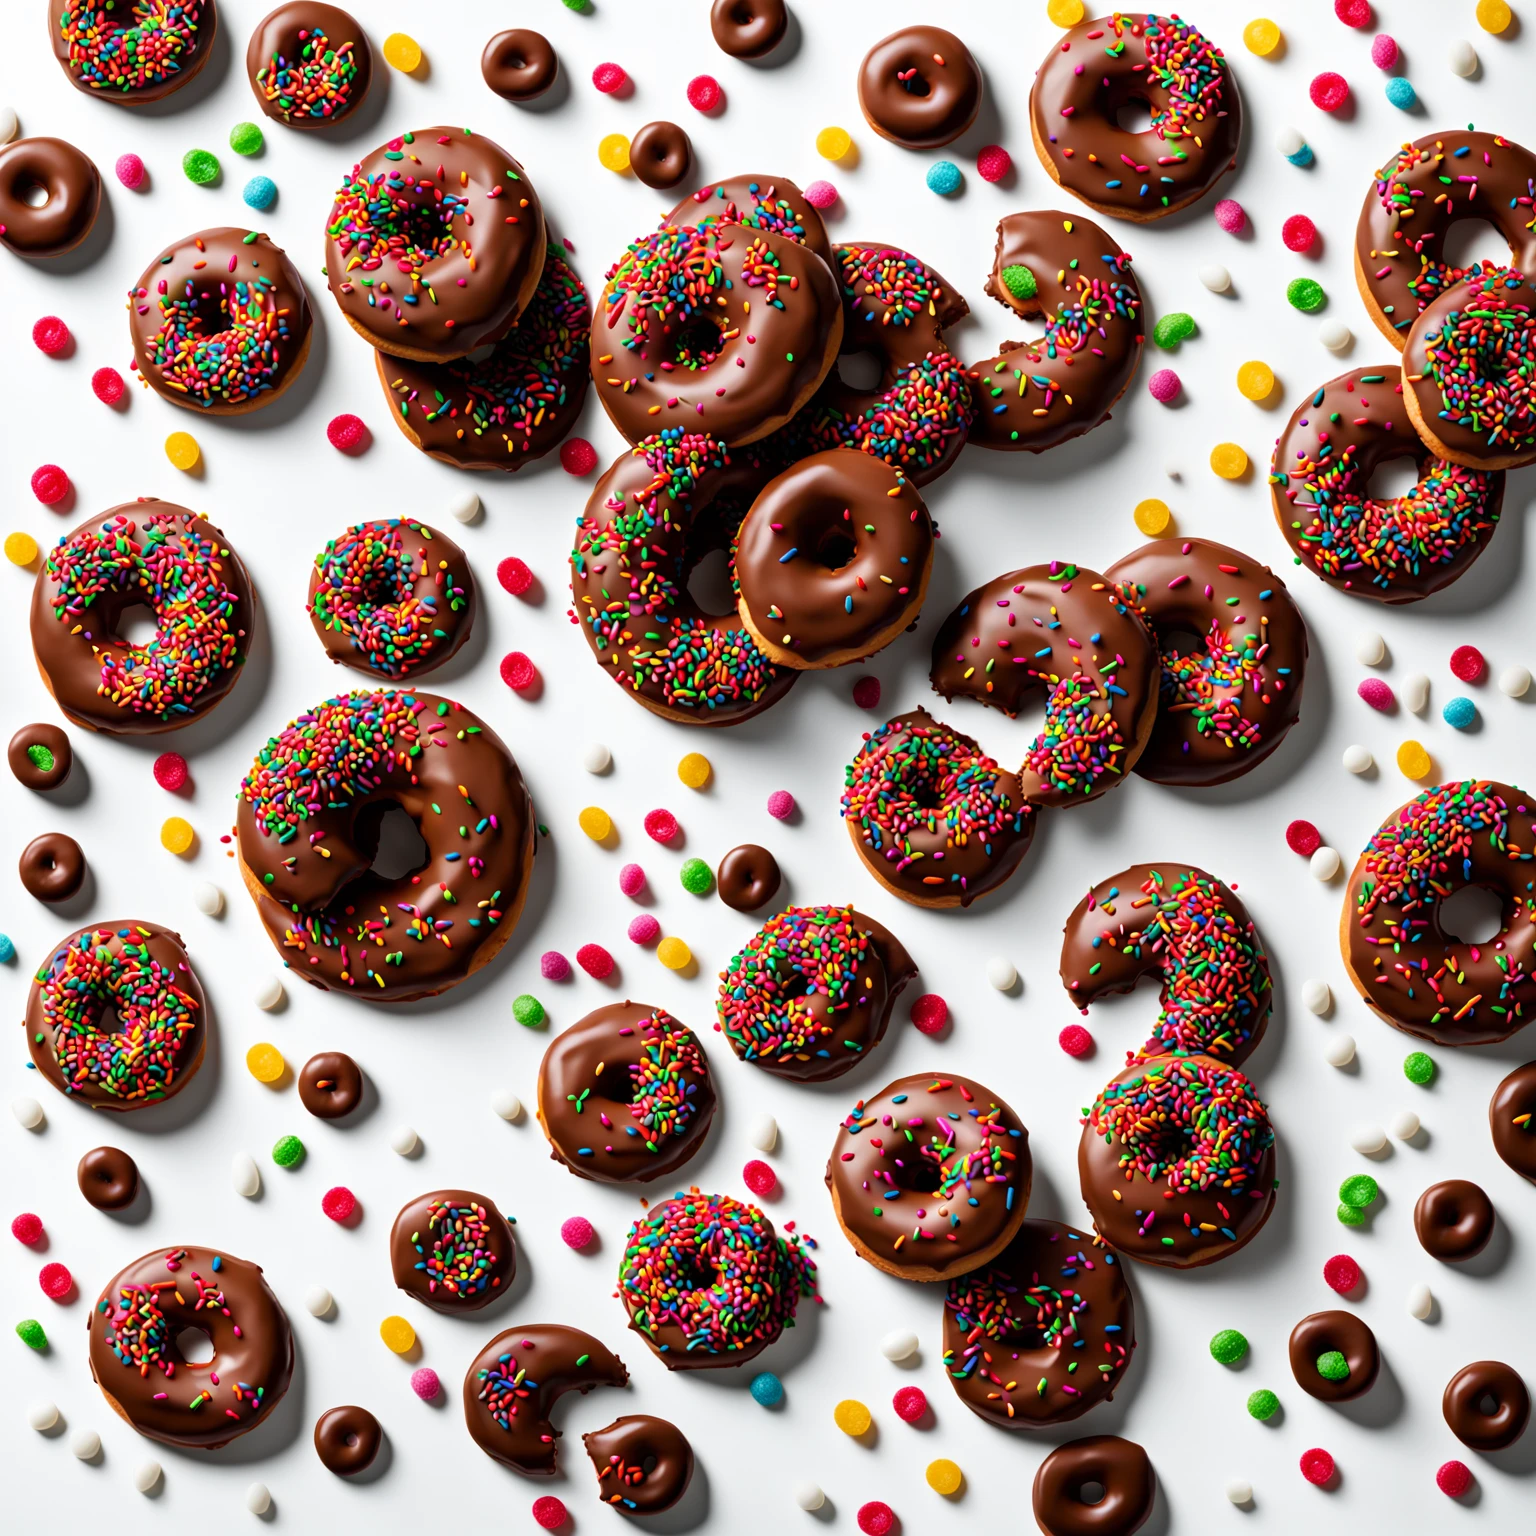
[382,32,422,71]
[5,531,39,566]
[677,752,712,789]
[816,126,852,161]
[1397,739,1432,780]
[1133,498,1171,536]
[165,431,201,471]
[657,936,692,971]
[1210,443,1249,480]
[1236,360,1276,402]
[834,1399,872,1436]
[926,1459,964,1496]
[1243,18,1282,55]
[160,816,195,855]
[245,1043,285,1084]
[578,806,613,841]
[1047,0,1085,25]
[1477,0,1512,33]
[379,1315,416,1354]
[599,134,631,173]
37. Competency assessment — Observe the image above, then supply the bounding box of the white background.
[4,1,1536,1530]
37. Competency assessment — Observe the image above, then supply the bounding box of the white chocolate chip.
[1319,319,1353,353]
[1355,631,1387,666]
[881,1329,919,1362]
[193,881,224,916]
[582,742,612,774]
[987,956,1017,991]
[1448,39,1478,77]
[1324,1033,1356,1068]
[794,1483,826,1512]
[1407,1282,1434,1319]
[749,1113,778,1153]
[1390,1109,1421,1141]
[1403,672,1431,713]
[11,1095,44,1130]
[231,1153,261,1199]
[1302,979,1332,1015]
[72,1429,101,1460]
[28,1401,58,1432]
[391,1125,419,1156]
[135,1461,162,1494]
[492,1090,523,1122]
[1342,744,1373,774]
[0,108,20,146]
[1199,263,1231,293]
[1226,1479,1253,1506]
[1500,665,1531,698]
[1349,1122,1387,1155]
[246,1482,272,1515]
[1311,846,1342,882]
[447,491,481,525]
[254,975,284,1011]
[305,1286,334,1318]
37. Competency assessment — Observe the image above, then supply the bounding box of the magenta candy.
[1357,678,1395,711]
[577,942,614,979]
[804,179,837,209]
[1310,72,1350,111]
[560,1215,595,1250]
[1147,367,1180,402]
[1214,198,1246,233]
[1059,1024,1094,1057]
[687,74,723,112]
[627,914,660,944]
[115,152,146,189]
[1371,34,1398,68]
[619,863,646,897]
[976,144,1011,182]
[1449,644,1485,683]
[32,316,70,354]
[766,790,795,820]
[1282,214,1317,252]
[540,950,572,982]
[410,1367,441,1401]
[591,62,626,93]
[742,1159,776,1196]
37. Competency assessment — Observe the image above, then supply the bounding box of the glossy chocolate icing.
[667,174,832,265]
[1444,1361,1530,1451]
[298,1050,363,1118]
[8,723,72,792]
[716,843,781,911]
[1289,1309,1380,1402]
[482,29,558,101]
[390,1188,516,1310]
[314,1404,382,1474]
[20,833,85,903]
[1490,1062,1536,1182]
[857,27,981,149]
[247,4,372,129]
[78,1146,140,1210]
[711,0,787,59]
[1032,1435,1156,1536]
[0,137,101,257]
[50,0,217,104]
[583,1414,695,1514]
[631,121,692,190]
[1414,1179,1495,1262]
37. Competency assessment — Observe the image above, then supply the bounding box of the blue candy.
[750,1371,784,1406]
[1385,77,1417,110]
[243,175,277,211]
[0,933,14,965]
[1285,143,1314,166]
[925,160,962,196]
[1442,696,1477,730]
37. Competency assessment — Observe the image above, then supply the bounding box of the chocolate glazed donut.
[482,29,559,101]
[969,211,1144,453]
[630,122,692,191]
[390,1189,516,1311]
[1490,1062,1536,1182]
[711,0,788,60]
[0,137,101,257]
[464,1325,628,1475]
[78,1147,140,1210]
[667,173,832,265]
[49,0,217,104]
[1414,1179,1495,1262]
[716,844,781,912]
[1289,1310,1380,1402]
[89,1244,294,1449]
[298,1051,363,1118]
[20,834,85,903]
[1444,1361,1530,1451]
[857,27,981,149]
[314,1405,382,1475]
[246,4,373,131]
[583,1415,695,1514]
[8,723,73,792]
[1032,1436,1156,1536]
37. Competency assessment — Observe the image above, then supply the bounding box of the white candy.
[1448,39,1478,77]
[246,1482,272,1515]
[1356,631,1387,666]
[1342,744,1373,774]
[1275,125,1306,158]
[1349,1122,1387,1155]
[72,1429,101,1460]
[794,1483,826,1512]
[1403,673,1431,713]
[12,1095,44,1129]
[135,1461,162,1494]
[232,1153,261,1199]
[1302,979,1332,1015]
[1391,1109,1421,1141]
[0,107,19,146]
[391,1125,419,1156]
[447,491,482,525]
[254,975,284,1011]
[1407,1282,1434,1320]
[582,742,612,774]
[28,1401,58,1432]
[1324,1033,1356,1068]
[1199,263,1231,293]
[987,956,1017,991]
[193,881,224,916]
[1226,1478,1253,1506]
[749,1113,778,1153]
[1311,846,1342,882]
[881,1329,919,1362]
[305,1286,334,1318]
[1500,665,1532,698]
[1319,319,1353,352]
[491,1090,523,1122]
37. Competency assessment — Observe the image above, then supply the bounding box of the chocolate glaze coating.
[0,137,101,258]
[8,724,73,792]
[857,27,981,149]
[630,121,692,190]
[667,174,832,266]
[20,833,85,903]
[463,1324,628,1475]
[1414,1179,1495,1262]
[826,1072,1031,1282]
[298,1051,363,1119]
[314,1404,382,1475]
[482,29,558,101]
[716,844,781,911]
[1032,1435,1155,1536]
[943,1219,1136,1428]
[89,1244,293,1448]
[1289,1310,1380,1402]
[1444,1361,1530,1451]
[1490,1062,1536,1182]
[247,4,372,130]
[583,1414,695,1514]
[538,1002,716,1181]
[78,1146,140,1210]
[49,0,217,104]
[390,1189,517,1311]
[1106,539,1308,785]
[711,0,788,59]
[1030,13,1241,222]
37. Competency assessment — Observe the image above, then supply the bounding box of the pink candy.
[115,152,146,189]
[497,556,533,595]
[1449,644,1485,682]
[326,413,368,452]
[766,790,795,821]
[410,1367,441,1401]
[687,74,723,112]
[499,651,537,691]
[560,438,597,475]
[39,1262,72,1300]
[591,62,627,93]
[1282,214,1317,252]
[1310,72,1350,112]
[540,950,572,981]
[892,1385,927,1423]
[742,1159,776,1197]
[321,1186,356,1222]
[1214,198,1246,233]
[803,179,837,209]
[1437,1461,1472,1497]
[32,316,70,354]
[910,993,948,1035]
[852,675,882,709]
[1059,1024,1093,1058]
[1371,34,1398,68]
[627,914,660,944]
[11,1213,43,1245]
[1147,367,1180,402]
[1334,0,1371,24]
[976,144,1011,182]
[91,366,126,405]
[153,752,189,792]
[1286,819,1322,857]
[577,942,614,979]
[560,1215,595,1250]
[618,863,646,897]
[1357,678,1395,711]
[31,464,70,505]
[644,808,679,843]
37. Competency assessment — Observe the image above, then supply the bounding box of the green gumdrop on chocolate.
[27,744,54,773]
[1317,1350,1350,1382]
[1001,264,1037,302]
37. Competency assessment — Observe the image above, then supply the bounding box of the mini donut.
[308,518,476,679]
[857,26,981,149]
[711,0,788,60]
[1270,366,1503,603]
[1490,1062,1536,1182]
[31,501,254,734]
[482,29,559,102]
[716,843,781,912]
[390,1189,517,1311]
[943,1218,1136,1428]
[1060,865,1271,1066]
[465,1325,628,1474]
[667,173,833,266]
[325,127,546,363]
[1355,130,1536,348]
[297,1051,363,1119]
[235,689,537,1002]
[570,430,797,727]
[734,448,934,669]
[89,1244,293,1449]
[715,903,915,1082]
[841,707,1035,908]
[969,211,1144,453]
[536,1002,717,1182]
[931,562,1161,808]
[1106,539,1308,784]
[1289,1310,1380,1402]
[26,921,206,1111]
[584,1414,695,1514]
[1341,780,1536,1045]
[78,1146,140,1210]
[20,833,86,903]
[1079,1054,1276,1268]
[826,1072,1032,1282]
[589,216,842,447]
[8,723,73,792]
[1030,12,1241,222]
[630,121,693,191]
[0,137,101,257]
[1444,1361,1530,1451]
[314,1404,382,1475]
[380,249,591,471]
[1403,265,1536,471]
[1034,1437,1154,1536]
[50,0,217,104]
[1414,1179,1495,1262]
[617,1187,819,1369]
[247,4,373,130]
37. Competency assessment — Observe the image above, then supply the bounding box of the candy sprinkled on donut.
[55,0,208,97]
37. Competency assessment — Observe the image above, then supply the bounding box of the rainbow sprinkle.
[253,23,364,125]
[412,1199,503,1302]
[56,0,206,95]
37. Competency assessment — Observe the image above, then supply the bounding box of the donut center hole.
[838,350,886,392]
[1077,1480,1108,1505]
[20,178,50,210]
[1438,884,1503,944]
[117,602,160,649]
[366,802,430,881]
[1157,624,1208,664]
[672,1253,717,1296]
[729,1,757,22]
[400,201,456,262]
[1478,1392,1500,1416]
[594,1060,638,1105]
[899,70,932,99]
[1114,99,1155,135]
[1441,218,1512,274]
[175,1326,215,1365]
[686,547,737,617]
[888,1152,946,1194]
[670,314,725,370]
[344,1431,361,1448]
[1365,454,1425,504]
[815,528,858,572]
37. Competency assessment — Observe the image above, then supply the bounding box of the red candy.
[1322,1253,1361,1293]
[91,366,126,405]
[591,62,627,93]
[497,556,533,596]
[857,1501,896,1536]
[31,464,70,505]
[326,413,368,453]
[32,316,70,354]
[1310,72,1350,112]
[153,752,189,791]
[1286,819,1322,857]
[742,1159,776,1197]
[1357,678,1394,711]
[1449,644,1485,683]
[644,808,679,843]
[1299,1447,1335,1486]
[321,1186,357,1222]
[560,1216,595,1250]
[1282,214,1317,253]
[687,74,723,111]
[910,993,948,1035]
[976,144,1011,182]
[11,1213,44,1246]
[892,1385,927,1423]
[1059,1024,1093,1058]
[560,437,598,476]
[1334,0,1371,24]
[39,1262,73,1299]
[577,942,614,979]
[1436,1460,1472,1497]
[852,675,882,709]
[500,651,537,690]
[532,1495,569,1530]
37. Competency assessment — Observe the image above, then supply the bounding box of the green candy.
[229,122,265,156]
[271,1134,305,1168]
[1287,277,1326,312]
[679,857,714,895]
[1246,1389,1280,1421]
[512,993,547,1028]
[1403,1051,1435,1085]
[1152,311,1196,349]
[15,1318,46,1351]
[26,744,54,773]
[1337,1201,1366,1227]
[1209,1328,1249,1365]
[1338,1173,1379,1210]
[1001,263,1038,302]
[1317,1350,1350,1382]
[182,149,221,185]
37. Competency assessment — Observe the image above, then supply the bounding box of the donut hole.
[1364,454,1425,505]
[1155,623,1208,666]
[20,178,51,210]
[594,1059,639,1105]
[814,528,858,572]
[1441,218,1514,274]
[640,1453,660,1476]
[669,313,726,371]
[887,1151,946,1194]
[1477,1391,1500,1416]
[686,546,737,618]
[116,601,161,650]
[360,801,431,881]
[837,350,887,392]
[671,1252,718,1297]
[175,1325,215,1364]
[1076,1479,1108,1505]
[899,70,933,100]
[1114,99,1155,136]
[1437,884,1504,944]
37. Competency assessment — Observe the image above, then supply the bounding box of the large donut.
[930,562,1161,808]
[50,0,217,103]
[1270,366,1503,602]
[235,689,537,1002]
[1106,538,1308,785]
[1060,865,1271,1066]
[31,501,255,735]
[1355,129,1536,348]
[0,137,101,257]
[667,173,832,266]
[89,1244,293,1449]
[1341,779,1536,1046]
[969,211,1144,452]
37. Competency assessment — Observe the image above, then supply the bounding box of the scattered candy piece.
[38,1262,72,1300]
[410,1367,440,1401]
[560,438,598,475]
[1442,696,1477,730]
[1199,263,1231,292]
[976,144,1011,182]
[882,1329,919,1362]
[598,134,631,173]
[591,62,627,93]
[766,790,796,820]
[1499,664,1531,697]
[1286,819,1322,856]
[1237,360,1275,401]
[742,1159,776,1197]
[1407,1283,1433,1320]
[750,1114,778,1152]
[31,464,70,504]
[857,1501,895,1536]
[1449,39,1479,76]
[1335,0,1371,24]
[926,160,962,196]
[1132,498,1171,537]
[751,1371,784,1406]
[1243,17,1281,54]
[1390,1109,1420,1140]
[1276,126,1313,165]
[497,556,533,595]
[644,808,679,843]
[1319,319,1352,351]
[255,975,284,1010]
[583,743,612,774]
[560,1215,595,1250]
[1357,678,1394,711]
[1287,277,1327,312]
[627,914,660,944]
[0,934,12,964]
[12,1213,43,1245]
[15,1318,45,1351]
[160,816,194,854]
[153,752,189,791]
[578,806,613,841]
[232,1153,260,1198]
[619,863,646,897]
[1282,214,1317,252]
[1310,72,1350,111]
[657,936,692,971]
[834,1398,872,1436]
[229,121,264,155]
[1339,1173,1379,1209]
[165,431,200,470]
[1210,442,1248,479]
[1302,979,1332,1015]
[1311,847,1342,881]
[509,992,545,1031]
[532,1496,569,1531]
[1337,1202,1364,1227]
[1048,0,1087,25]
[246,1042,285,1083]
[851,675,882,709]
[1210,1328,1248,1365]
[380,1315,416,1353]
[1247,1389,1280,1421]
[1396,740,1432,780]
[1059,1024,1093,1057]
[1324,1033,1356,1068]
[1385,76,1417,109]
[801,178,837,210]
[1349,1122,1386,1155]
[32,316,69,354]
[115,152,146,189]
[908,994,949,1036]
[1437,1460,1472,1497]
[271,1134,305,1168]
[322,1186,356,1223]
[1300,1448,1335,1486]
[1146,367,1180,402]
[687,74,723,111]
[987,956,1017,991]
[1403,1050,1435,1085]
[500,652,537,690]
[327,413,367,453]
[1356,631,1387,665]
[677,752,712,789]
[391,1126,419,1156]
[492,1090,523,1122]
[577,943,615,978]
[1449,644,1485,682]
[135,1460,162,1493]
[243,175,276,210]
[74,1429,102,1460]
[382,32,422,70]
[541,951,572,981]
[893,1384,927,1422]
[1342,744,1373,774]
[1477,0,1512,32]
[28,1401,58,1432]
[446,492,481,526]
[1403,672,1430,712]
[182,148,220,184]
[927,1458,964,1495]
[0,109,17,146]
[1226,1479,1253,1506]
[1153,311,1197,348]
[12,1096,44,1129]
[1323,1254,1361,1293]
[680,857,713,895]
[816,126,852,160]
[5,532,39,566]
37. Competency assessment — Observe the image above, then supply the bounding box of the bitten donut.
[1107,539,1308,784]
[1060,865,1272,1066]
[667,174,833,266]
[734,449,934,668]
[308,519,476,679]
[716,904,915,1081]
[537,1002,717,1181]
[1444,1361,1530,1451]
[1270,367,1503,602]
[464,1325,628,1474]
[26,921,207,1111]
[325,127,546,362]
[570,430,797,726]
[246,4,373,130]
[50,0,217,103]
[1030,13,1241,222]
[584,1415,695,1514]
[481,29,558,102]
[1403,265,1536,471]
[931,562,1161,808]
[1033,1436,1155,1536]
[1079,1054,1276,1268]
[1289,1310,1380,1402]
[1341,780,1536,1045]
[89,1244,293,1449]
[827,1073,1032,1282]
[589,216,841,447]
[943,1219,1136,1428]
[857,27,981,149]
[235,689,536,1001]
[0,137,101,257]
[390,1189,517,1311]
[711,0,788,60]
[32,501,254,735]
[618,1188,819,1370]
[969,211,1144,452]
[1356,130,1536,348]
[842,708,1035,908]
[1490,1062,1536,1182]
[380,250,590,470]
